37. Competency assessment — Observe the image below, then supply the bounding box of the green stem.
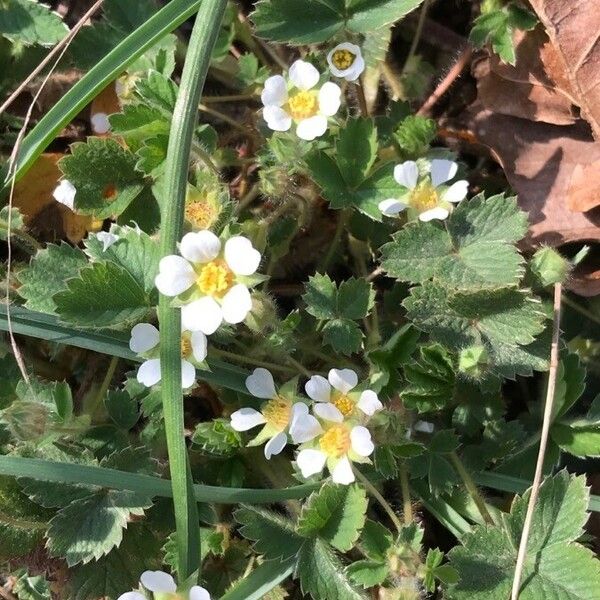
[449,452,494,525]
[401,0,430,75]
[319,209,351,272]
[89,356,119,420]
[399,462,413,524]
[354,468,402,533]
[158,0,227,583]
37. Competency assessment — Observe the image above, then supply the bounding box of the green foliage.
[0,0,67,46]
[192,418,243,457]
[12,570,51,600]
[105,390,139,430]
[252,0,425,44]
[0,205,24,240]
[394,115,437,158]
[448,471,600,599]
[422,548,458,592]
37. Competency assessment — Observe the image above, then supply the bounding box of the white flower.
[230,368,321,459]
[155,231,261,335]
[305,368,382,421]
[95,231,119,252]
[91,112,111,134]
[53,179,76,210]
[327,43,365,82]
[129,323,207,390]
[261,59,342,141]
[378,159,468,222]
[117,570,210,600]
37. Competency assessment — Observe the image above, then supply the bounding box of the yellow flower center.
[196,260,233,297]
[185,201,219,230]
[410,182,439,212]
[287,91,318,120]
[332,393,354,417]
[262,397,291,431]
[180,335,192,359]
[332,49,356,70]
[320,424,351,458]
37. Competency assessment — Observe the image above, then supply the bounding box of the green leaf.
[304,273,338,320]
[337,277,374,320]
[192,418,243,457]
[297,482,367,552]
[109,105,169,153]
[296,537,367,599]
[359,519,394,561]
[220,558,296,600]
[0,206,25,241]
[235,505,303,560]
[12,570,51,600]
[59,138,147,219]
[17,243,87,314]
[346,560,388,588]
[105,390,139,430]
[336,118,378,189]
[551,422,600,458]
[553,352,586,420]
[394,115,437,158]
[323,319,363,355]
[54,261,151,329]
[252,0,424,44]
[448,471,600,599]
[0,0,67,46]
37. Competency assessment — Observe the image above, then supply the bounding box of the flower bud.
[530,246,570,287]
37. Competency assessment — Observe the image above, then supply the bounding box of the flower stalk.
[158,0,228,583]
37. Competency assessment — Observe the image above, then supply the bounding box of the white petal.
[350,425,375,457]
[305,375,331,403]
[263,105,292,132]
[129,323,160,354]
[91,112,111,134]
[289,59,320,90]
[261,74,288,106]
[53,179,76,210]
[155,255,195,296]
[137,359,162,387]
[328,368,358,394]
[117,593,145,600]
[289,405,323,443]
[345,55,366,82]
[442,180,469,203]
[224,236,261,276]
[189,586,211,600]
[245,368,277,399]
[414,420,434,433]
[221,284,252,324]
[296,115,328,140]
[378,198,407,216]
[181,297,223,335]
[327,43,363,80]
[181,360,196,389]
[331,456,355,484]
[96,231,119,251]
[180,230,221,264]
[230,407,267,431]
[140,570,176,593]
[357,390,383,416]
[296,448,327,478]
[430,159,458,187]
[264,431,288,459]
[318,82,342,117]
[314,402,344,423]
[191,330,208,362]
[394,161,419,189]
[419,207,449,222]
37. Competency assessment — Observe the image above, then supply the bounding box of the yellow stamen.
[332,49,356,70]
[185,201,219,230]
[332,393,354,417]
[196,260,233,297]
[287,91,318,120]
[180,335,192,359]
[320,424,351,458]
[262,397,292,431]
[410,182,439,212]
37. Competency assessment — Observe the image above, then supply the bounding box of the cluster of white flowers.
[118,570,210,600]
[261,42,365,140]
[230,367,381,485]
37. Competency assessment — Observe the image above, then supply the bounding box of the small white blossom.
[261,59,341,141]
[327,43,365,82]
[91,112,111,134]
[155,231,261,335]
[95,231,120,252]
[53,179,76,210]
[117,570,210,600]
[129,323,207,390]
[379,159,468,222]
[230,368,320,459]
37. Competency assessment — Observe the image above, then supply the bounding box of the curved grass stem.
[158,0,228,583]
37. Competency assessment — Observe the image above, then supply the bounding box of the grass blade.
[219,558,295,600]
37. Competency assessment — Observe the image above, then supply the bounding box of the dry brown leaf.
[529,0,600,140]
[473,26,577,125]
[470,107,600,246]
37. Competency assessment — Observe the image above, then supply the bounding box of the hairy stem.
[450,451,494,525]
[399,462,413,524]
[354,468,403,533]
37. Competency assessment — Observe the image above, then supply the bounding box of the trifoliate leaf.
[423,548,458,592]
[17,243,87,314]
[192,419,243,457]
[296,537,367,600]
[448,471,600,599]
[297,482,367,552]
[336,118,378,189]
[0,0,67,46]
[346,560,389,588]
[252,0,425,44]
[235,505,303,561]
[323,319,363,355]
[59,138,147,219]
[54,261,152,329]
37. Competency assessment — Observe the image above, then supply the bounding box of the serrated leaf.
[304,273,338,320]
[0,0,67,47]
[394,115,437,158]
[59,137,147,219]
[17,243,87,314]
[54,261,151,329]
[551,422,600,458]
[323,319,363,355]
[109,105,169,153]
[553,352,586,420]
[296,537,367,600]
[297,482,367,552]
[337,278,374,320]
[12,570,51,600]
[105,390,139,430]
[346,560,388,588]
[0,206,25,241]
[336,118,378,189]
[358,519,394,561]
[192,419,243,457]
